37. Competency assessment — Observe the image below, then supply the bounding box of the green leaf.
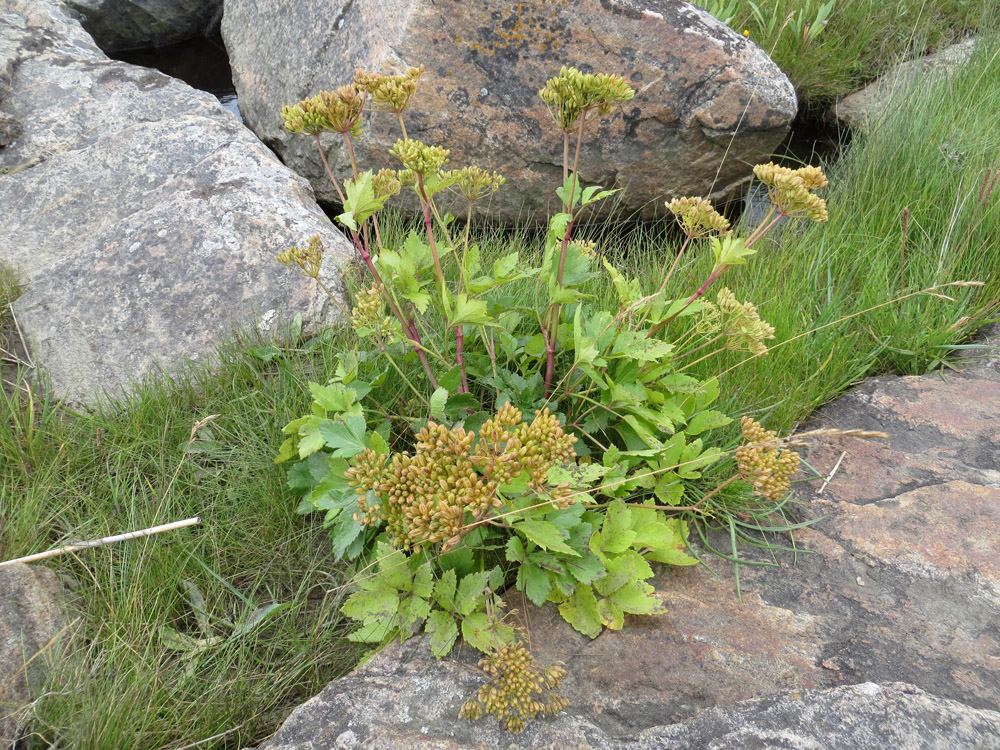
[341,583,399,620]
[456,570,491,617]
[411,560,435,600]
[596,598,625,630]
[318,415,368,458]
[711,235,755,268]
[429,387,449,421]
[686,410,732,436]
[231,602,293,639]
[286,452,331,492]
[563,551,606,585]
[612,332,675,363]
[330,506,364,561]
[515,520,580,557]
[433,568,458,611]
[347,618,397,643]
[658,373,704,394]
[461,612,514,653]
[597,500,637,554]
[519,561,553,606]
[426,610,459,657]
[340,170,390,227]
[505,537,525,563]
[594,551,652,596]
[558,584,603,639]
[375,543,411,591]
[493,251,519,279]
[449,293,492,327]
[608,580,665,615]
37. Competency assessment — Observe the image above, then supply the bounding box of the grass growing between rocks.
[694,0,987,111]
[1,25,998,750]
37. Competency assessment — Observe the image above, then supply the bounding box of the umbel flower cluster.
[698,287,776,356]
[539,65,635,132]
[459,640,569,733]
[753,162,829,222]
[734,417,801,503]
[665,196,732,237]
[344,406,577,550]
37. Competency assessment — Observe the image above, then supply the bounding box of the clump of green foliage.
[276,65,829,732]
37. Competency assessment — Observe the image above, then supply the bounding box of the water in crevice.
[113,34,241,122]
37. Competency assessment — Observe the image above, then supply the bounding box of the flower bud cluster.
[344,406,577,550]
[698,287,775,355]
[734,417,800,503]
[665,196,731,237]
[350,283,391,336]
[357,65,424,114]
[440,165,507,202]
[372,168,402,200]
[752,162,829,222]
[472,406,577,487]
[281,85,365,138]
[539,66,635,132]
[275,235,325,278]
[459,640,569,733]
[391,138,451,176]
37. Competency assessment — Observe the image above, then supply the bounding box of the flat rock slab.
[260,329,1000,747]
[0,0,351,406]
[223,0,796,221]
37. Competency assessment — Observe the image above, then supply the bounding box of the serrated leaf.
[330,506,364,561]
[597,500,637,554]
[456,570,491,617]
[515,520,580,557]
[286,452,331,492]
[375,544,411,591]
[341,583,399,620]
[658,373,704,394]
[505,537,525,563]
[608,580,665,615]
[411,561,434,601]
[493,251,519,279]
[519,561,553,607]
[595,551,653,596]
[347,618,397,643]
[461,612,515,653]
[427,610,459,657]
[711,235,755,267]
[686,410,732,436]
[596,598,625,630]
[433,568,458,611]
[557,584,603,639]
[563,551,606,585]
[547,462,611,486]
[612,332,675,363]
[429,387,448,421]
[449,293,492,327]
[318,415,368,458]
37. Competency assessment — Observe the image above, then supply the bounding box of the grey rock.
[259,634,1000,750]
[222,0,796,222]
[63,0,223,52]
[831,38,976,128]
[0,0,351,406]
[0,563,75,747]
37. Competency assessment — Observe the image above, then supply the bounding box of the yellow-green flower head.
[752,162,829,222]
[275,235,325,278]
[665,196,731,237]
[715,287,775,355]
[539,66,635,132]
[316,85,365,137]
[371,168,402,199]
[440,165,507,202]
[390,138,450,176]
[362,65,425,114]
[281,97,330,136]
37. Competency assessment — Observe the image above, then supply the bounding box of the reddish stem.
[455,325,469,394]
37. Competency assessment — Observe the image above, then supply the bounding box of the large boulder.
[63,0,224,52]
[222,0,797,221]
[0,564,76,747]
[259,329,1000,746]
[0,0,351,407]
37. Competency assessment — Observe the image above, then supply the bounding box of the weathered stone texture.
[223,0,797,220]
[64,0,224,52]
[0,0,350,406]
[0,564,75,746]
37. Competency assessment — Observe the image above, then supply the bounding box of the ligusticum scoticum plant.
[274,65,838,733]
